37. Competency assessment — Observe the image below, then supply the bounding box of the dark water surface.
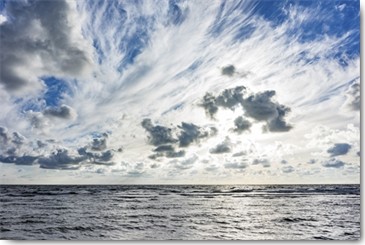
[0,185,360,240]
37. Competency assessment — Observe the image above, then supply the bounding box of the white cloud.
[0,0,360,184]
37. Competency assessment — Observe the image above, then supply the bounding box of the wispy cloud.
[0,0,359,184]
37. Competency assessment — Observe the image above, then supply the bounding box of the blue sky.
[0,0,361,184]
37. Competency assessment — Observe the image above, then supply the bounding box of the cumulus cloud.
[232,116,251,133]
[38,149,86,170]
[78,146,114,165]
[141,119,177,146]
[91,137,107,151]
[224,161,248,169]
[199,86,246,118]
[322,158,346,168]
[282,165,294,173]
[0,155,38,166]
[252,158,270,167]
[151,144,185,159]
[327,143,351,157]
[0,127,9,146]
[221,65,236,76]
[242,91,292,132]
[307,159,317,164]
[209,138,231,154]
[199,86,292,132]
[199,93,219,119]
[216,86,246,110]
[0,0,92,94]
[177,122,216,147]
[344,80,360,111]
[43,105,77,120]
[154,145,175,152]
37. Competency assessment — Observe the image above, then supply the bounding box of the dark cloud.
[282,165,294,173]
[78,147,114,164]
[199,86,246,118]
[224,162,248,169]
[233,116,251,133]
[0,0,90,92]
[232,151,246,157]
[151,145,185,159]
[281,160,288,164]
[264,105,293,132]
[357,151,360,157]
[209,139,231,154]
[11,132,25,146]
[199,86,292,132]
[322,158,345,168]
[327,143,351,157]
[43,105,75,119]
[141,118,177,146]
[0,127,9,146]
[38,149,86,170]
[346,81,360,111]
[91,138,107,151]
[199,93,219,118]
[0,155,38,165]
[221,65,236,76]
[242,90,278,121]
[178,123,203,147]
[177,122,215,147]
[252,158,270,167]
[215,86,246,109]
[154,145,175,152]
[307,159,316,164]
[165,150,185,158]
[241,90,292,132]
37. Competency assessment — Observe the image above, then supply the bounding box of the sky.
[0,0,361,184]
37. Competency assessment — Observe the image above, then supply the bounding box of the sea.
[0,184,360,240]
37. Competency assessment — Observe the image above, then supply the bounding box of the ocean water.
[0,185,360,240]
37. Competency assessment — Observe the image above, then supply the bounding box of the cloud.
[78,146,115,165]
[221,65,236,76]
[282,165,294,173]
[0,127,9,146]
[165,150,186,158]
[177,122,216,147]
[224,161,248,169]
[151,145,186,159]
[0,155,38,166]
[199,86,292,132]
[209,138,231,154]
[141,119,177,146]
[344,80,360,111]
[281,160,288,164]
[0,0,92,94]
[172,155,198,170]
[242,90,292,132]
[307,159,317,164]
[232,116,251,133]
[215,86,246,110]
[43,105,77,120]
[327,143,351,157]
[199,93,219,119]
[38,149,86,170]
[199,86,246,118]
[153,145,175,152]
[91,137,107,151]
[322,158,346,168]
[252,158,270,167]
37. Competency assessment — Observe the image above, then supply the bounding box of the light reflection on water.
[0,185,360,240]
